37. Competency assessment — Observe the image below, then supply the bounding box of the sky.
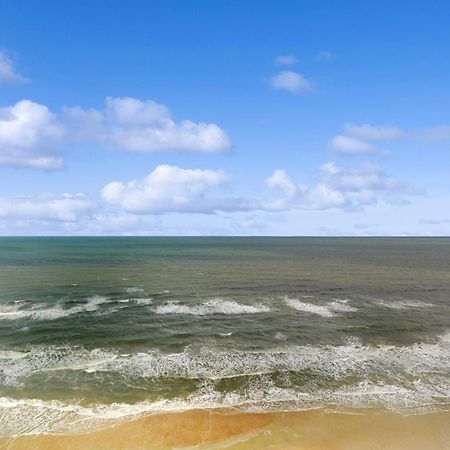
[1,0,450,236]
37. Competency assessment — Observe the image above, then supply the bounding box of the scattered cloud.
[101,164,256,214]
[330,123,405,155]
[0,100,65,169]
[274,55,297,65]
[270,71,313,94]
[316,51,335,62]
[266,162,417,211]
[65,96,231,153]
[266,169,297,199]
[0,193,93,222]
[331,122,450,156]
[329,135,376,155]
[0,96,231,169]
[0,50,27,84]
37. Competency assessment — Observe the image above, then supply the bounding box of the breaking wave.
[1,334,449,436]
[154,298,271,316]
[0,295,155,322]
[284,297,357,317]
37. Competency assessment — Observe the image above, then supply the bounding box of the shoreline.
[2,407,449,449]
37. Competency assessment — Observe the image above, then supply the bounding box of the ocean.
[0,237,449,448]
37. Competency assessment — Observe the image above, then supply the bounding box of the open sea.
[0,237,449,448]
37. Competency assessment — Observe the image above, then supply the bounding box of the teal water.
[0,237,449,435]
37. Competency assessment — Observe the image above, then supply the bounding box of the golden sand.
[1,408,449,450]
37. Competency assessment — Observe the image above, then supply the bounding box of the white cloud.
[101,165,256,214]
[0,50,27,84]
[0,96,231,169]
[330,122,450,156]
[274,55,298,65]
[329,135,376,155]
[266,169,297,198]
[65,96,231,153]
[270,71,313,94]
[0,100,65,169]
[266,162,416,211]
[0,194,93,222]
[316,51,335,62]
[343,123,405,141]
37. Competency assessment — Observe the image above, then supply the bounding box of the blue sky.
[1,0,450,235]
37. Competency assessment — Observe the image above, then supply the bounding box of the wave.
[284,297,358,316]
[327,298,358,312]
[373,299,437,310]
[123,287,144,294]
[284,298,334,317]
[1,338,448,396]
[1,336,449,436]
[2,341,447,384]
[0,296,111,322]
[1,374,449,437]
[154,298,271,316]
[0,295,154,322]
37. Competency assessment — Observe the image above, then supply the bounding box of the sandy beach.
[2,408,449,450]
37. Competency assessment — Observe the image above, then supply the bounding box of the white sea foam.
[0,295,155,322]
[1,339,448,388]
[1,359,449,437]
[0,338,449,436]
[370,298,436,310]
[154,298,271,316]
[274,332,288,341]
[124,287,144,294]
[130,298,153,305]
[0,296,111,322]
[328,298,358,313]
[285,297,358,316]
[284,298,335,317]
[0,350,27,360]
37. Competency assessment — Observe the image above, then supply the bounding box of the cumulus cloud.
[0,194,93,222]
[101,165,256,214]
[0,100,65,169]
[266,162,416,211]
[65,96,231,153]
[329,135,376,155]
[266,169,297,199]
[270,71,313,94]
[0,96,231,169]
[274,55,298,65]
[0,50,27,84]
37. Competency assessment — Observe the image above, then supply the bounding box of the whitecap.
[124,287,144,294]
[284,297,334,317]
[374,299,436,310]
[130,298,153,306]
[0,296,110,322]
[328,298,358,313]
[154,298,270,316]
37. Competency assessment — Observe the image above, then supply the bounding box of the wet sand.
[2,408,449,450]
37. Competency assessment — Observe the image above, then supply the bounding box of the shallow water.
[0,237,449,441]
